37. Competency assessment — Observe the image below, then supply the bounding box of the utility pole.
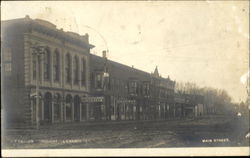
[31,45,46,130]
[102,50,109,120]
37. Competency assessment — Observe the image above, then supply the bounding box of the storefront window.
[65,95,72,120]
[54,94,61,121]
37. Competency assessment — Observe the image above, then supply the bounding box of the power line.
[81,25,109,56]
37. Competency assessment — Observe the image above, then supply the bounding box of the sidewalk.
[5,117,196,130]
[4,114,229,130]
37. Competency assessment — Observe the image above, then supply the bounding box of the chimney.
[102,50,107,59]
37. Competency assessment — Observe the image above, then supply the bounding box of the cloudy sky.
[2,1,249,102]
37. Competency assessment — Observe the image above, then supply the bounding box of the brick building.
[89,54,176,121]
[2,16,94,126]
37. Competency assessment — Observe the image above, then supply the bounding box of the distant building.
[174,93,205,118]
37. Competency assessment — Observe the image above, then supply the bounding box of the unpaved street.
[2,115,249,149]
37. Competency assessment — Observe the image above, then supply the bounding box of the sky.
[2,1,249,103]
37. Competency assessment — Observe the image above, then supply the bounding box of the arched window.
[65,53,71,83]
[53,49,60,82]
[44,47,51,81]
[73,56,79,85]
[81,58,86,86]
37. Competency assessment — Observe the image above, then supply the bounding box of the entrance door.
[81,103,87,120]
[65,95,72,121]
[54,93,61,122]
[74,96,81,121]
[44,92,52,123]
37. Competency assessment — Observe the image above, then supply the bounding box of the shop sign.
[82,97,104,103]
[174,97,185,103]
[116,99,136,104]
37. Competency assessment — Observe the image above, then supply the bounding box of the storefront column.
[164,104,166,119]
[173,103,176,118]
[103,104,106,120]
[79,103,82,121]
[41,99,44,121]
[71,101,74,122]
[60,101,64,122]
[51,100,54,123]
[114,99,117,120]
[64,101,66,122]
[124,104,127,120]
[158,104,161,119]
[30,100,34,125]
[86,103,89,121]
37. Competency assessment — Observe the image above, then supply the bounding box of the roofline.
[90,54,175,83]
[2,16,95,49]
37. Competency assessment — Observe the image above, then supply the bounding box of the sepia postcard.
[1,1,249,157]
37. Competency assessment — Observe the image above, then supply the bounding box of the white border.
[2,147,250,157]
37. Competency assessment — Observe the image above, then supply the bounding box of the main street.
[2,114,249,149]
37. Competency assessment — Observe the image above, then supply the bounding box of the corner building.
[2,16,94,126]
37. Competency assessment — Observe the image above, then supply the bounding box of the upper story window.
[161,89,166,98]
[143,82,150,96]
[2,47,12,75]
[164,90,168,97]
[107,77,111,90]
[73,56,79,85]
[129,80,137,95]
[115,79,119,90]
[95,72,103,89]
[81,58,86,86]
[32,52,42,81]
[53,49,60,82]
[111,79,114,90]
[136,82,141,95]
[121,81,125,93]
[117,80,120,90]
[65,53,71,83]
[44,47,51,81]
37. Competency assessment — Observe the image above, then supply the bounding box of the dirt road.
[2,115,249,149]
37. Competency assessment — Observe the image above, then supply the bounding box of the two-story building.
[89,52,176,121]
[2,16,94,127]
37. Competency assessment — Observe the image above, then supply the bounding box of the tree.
[175,81,235,115]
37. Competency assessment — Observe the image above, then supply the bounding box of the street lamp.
[31,44,46,129]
